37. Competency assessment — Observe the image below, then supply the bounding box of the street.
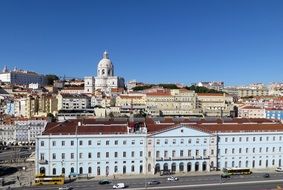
[15,172,283,190]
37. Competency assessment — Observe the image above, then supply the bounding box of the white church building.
[84,51,125,95]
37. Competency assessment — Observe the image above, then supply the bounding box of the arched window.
[114,166,118,173]
[171,163,176,172]
[40,167,46,175]
[71,167,74,173]
[163,163,168,171]
[88,167,92,174]
[195,162,199,171]
[179,162,184,172]
[123,166,126,174]
[245,161,249,168]
[106,166,109,176]
[62,168,65,174]
[52,168,56,175]
[148,164,151,173]
[155,163,160,174]
[187,162,191,172]
[202,162,206,171]
[140,165,143,173]
[102,69,105,75]
[131,165,135,172]
[97,166,101,175]
[79,167,83,174]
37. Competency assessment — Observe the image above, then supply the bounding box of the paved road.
[0,150,32,161]
[15,172,283,190]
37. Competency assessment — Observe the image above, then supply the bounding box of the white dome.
[98,51,113,68]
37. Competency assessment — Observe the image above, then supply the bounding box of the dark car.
[263,173,270,178]
[147,180,160,185]
[99,180,111,185]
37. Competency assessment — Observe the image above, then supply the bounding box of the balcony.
[38,160,48,164]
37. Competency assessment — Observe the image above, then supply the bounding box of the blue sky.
[0,0,283,86]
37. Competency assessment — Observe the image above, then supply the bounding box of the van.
[113,183,125,189]
[275,167,283,172]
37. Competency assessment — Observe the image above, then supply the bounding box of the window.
[246,148,248,153]
[188,139,192,144]
[140,151,143,157]
[156,140,160,145]
[114,140,118,145]
[88,140,92,145]
[61,153,65,159]
[239,148,242,153]
[106,152,109,158]
[131,151,135,157]
[79,153,83,159]
[273,147,275,152]
[280,147,282,152]
[259,147,262,153]
[246,137,249,142]
[40,153,45,160]
[71,153,74,159]
[123,152,126,157]
[204,138,207,143]
[148,140,151,145]
[40,141,44,146]
[88,152,92,158]
[253,148,255,153]
[173,139,176,144]
[273,136,276,141]
[196,150,199,156]
[52,141,56,146]
[188,150,192,157]
[140,140,143,145]
[253,137,256,141]
[260,137,262,141]
[71,141,74,146]
[79,140,83,146]
[225,149,228,154]
[181,139,184,144]
[115,152,118,158]
[266,137,269,141]
[165,139,168,144]
[172,150,176,157]
[196,138,199,144]
[232,137,235,142]
[148,151,151,157]
[97,152,100,158]
[156,151,160,158]
[225,137,228,142]
[266,147,269,152]
[123,140,127,145]
[97,140,101,145]
[62,141,65,146]
[180,150,184,157]
[211,149,214,155]
[164,150,168,158]
[52,153,56,159]
[106,140,110,145]
[131,140,135,145]
[239,137,242,142]
[232,148,235,154]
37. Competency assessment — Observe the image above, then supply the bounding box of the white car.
[58,186,73,190]
[275,167,283,172]
[167,176,179,181]
[113,183,126,189]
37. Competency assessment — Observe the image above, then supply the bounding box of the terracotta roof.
[43,119,128,135]
[146,92,171,96]
[197,93,224,96]
[240,106,263,109]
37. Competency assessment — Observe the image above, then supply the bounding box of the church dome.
[98,51,113,69]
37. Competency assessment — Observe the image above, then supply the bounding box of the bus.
[223,168,252,175]
[33,174,65,186]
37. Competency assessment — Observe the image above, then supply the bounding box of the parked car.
[263,173,270,178]
[147,180,160,185]
[167,176,179,181]
[275,167,283,172]
[99,180,111,185]
[58,186,73,190]
[113,183,126,189]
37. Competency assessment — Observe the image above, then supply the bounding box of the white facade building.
[0,66,45,86]
[84,52,125,95]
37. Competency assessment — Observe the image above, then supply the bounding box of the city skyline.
[0,0,283,86]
